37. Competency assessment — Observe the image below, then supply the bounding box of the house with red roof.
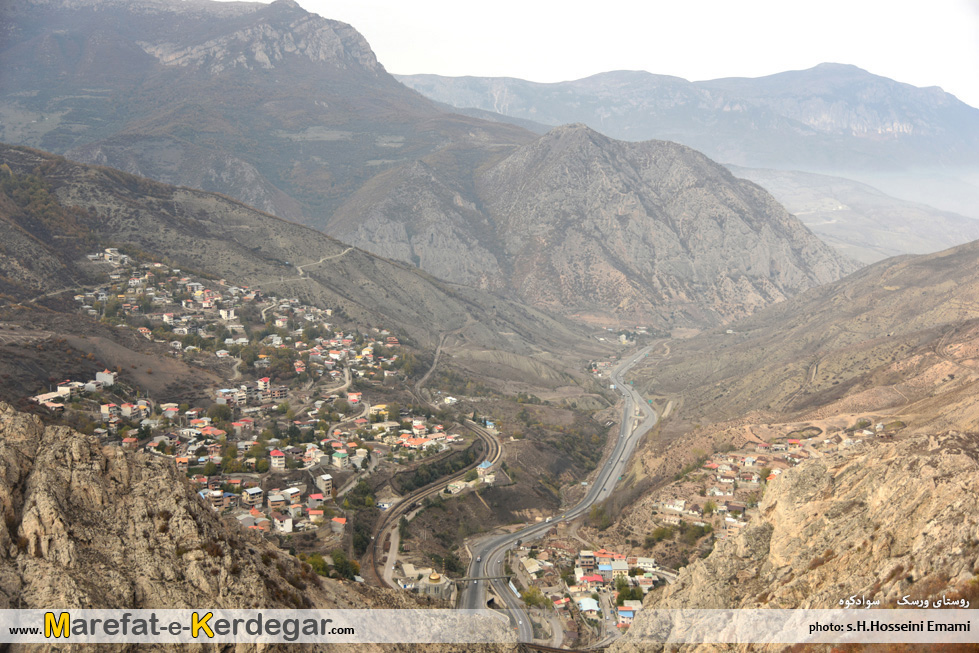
[270,449,286,470]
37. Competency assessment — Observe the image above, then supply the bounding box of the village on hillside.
[25,247,498,578]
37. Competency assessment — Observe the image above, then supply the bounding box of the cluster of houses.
[78,249,262,325]
[564,549,657,627]
[651,441,811,536]
[503,536,662,636]
[652,422,904,541]
[195,472,348,536]
[60,250,495,467]
[76,249,406,388]
[30,368,118,413]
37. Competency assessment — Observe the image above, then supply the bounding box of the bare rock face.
[135,0,384,75]
[612,431,979,651]
[0,403,343,609]
[332,124,858,327]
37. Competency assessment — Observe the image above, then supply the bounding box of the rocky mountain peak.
[330,123,857,327]
[136,1,383,75]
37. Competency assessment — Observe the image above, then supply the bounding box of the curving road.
[460,344,660,642]
[362,418,502,587]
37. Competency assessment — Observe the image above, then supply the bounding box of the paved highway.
[460,344,660,642]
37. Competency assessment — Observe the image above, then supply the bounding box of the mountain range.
[0,0,858,327]
[397,65,979,220]
[399,64,979,168]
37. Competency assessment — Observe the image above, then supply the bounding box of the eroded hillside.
[612,429,979,652]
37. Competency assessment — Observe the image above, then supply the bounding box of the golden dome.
[429,571,441,583]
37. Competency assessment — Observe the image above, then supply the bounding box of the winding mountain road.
[459,344,660,642]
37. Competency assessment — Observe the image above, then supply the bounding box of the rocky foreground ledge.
[613,430,979,652]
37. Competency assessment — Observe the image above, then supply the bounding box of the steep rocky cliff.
[0,0,530,222]
[612,431,979,651]
[0,402,381,610]
[331,124,857,327]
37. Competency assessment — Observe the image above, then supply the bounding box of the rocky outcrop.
[0,403,370,609]
[332,124,857,327]
[612,431,979,651]
[135,0,384,75]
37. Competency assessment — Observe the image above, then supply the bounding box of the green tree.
[208,403,232,422]
[307,553,329,576]
[520,586,548,608]
[202,461,218,476]
[615,575,629,593]
[331,550,359,580]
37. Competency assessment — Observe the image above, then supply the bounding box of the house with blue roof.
[598,563,613,582]
[577,597,600,616]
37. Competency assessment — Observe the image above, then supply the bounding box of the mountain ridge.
[397,64,979,218]
[398,63,979,164]
[1,0,857,328]
[329,123,857,327]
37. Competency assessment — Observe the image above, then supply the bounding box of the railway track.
[363,322,504,587]
[522,643,602,652]
[362,419,501,588]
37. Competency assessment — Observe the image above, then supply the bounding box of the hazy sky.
[240,0,979,108]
